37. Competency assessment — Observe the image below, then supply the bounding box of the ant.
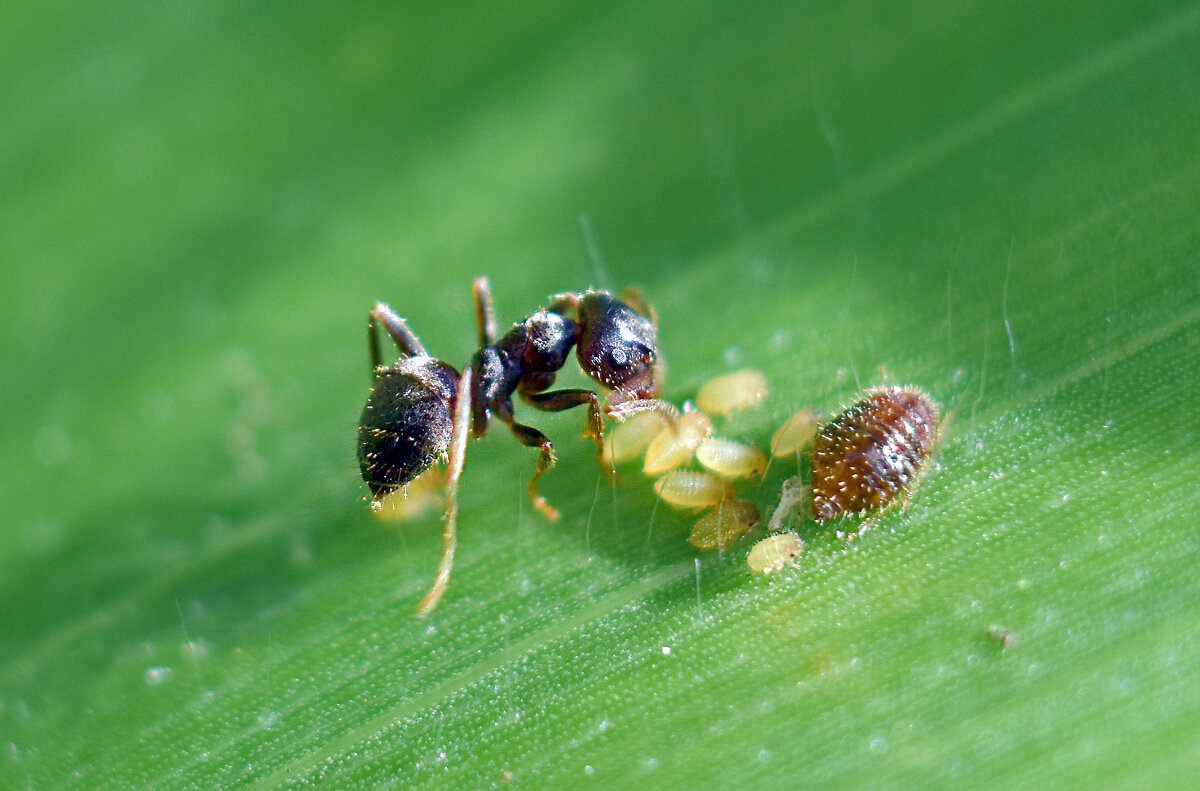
[358,277,678,614]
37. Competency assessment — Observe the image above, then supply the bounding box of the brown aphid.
[653,469,735,510]
[696,369,768,416]
[688,500,761,551]
[695,437,767,479]
[601,410,666,467]
[643,405,713,474]
[811,386,941,521]
[770,408,819,457]
[747,532,805,574]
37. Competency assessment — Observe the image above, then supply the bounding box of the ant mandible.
[357,277,678,614]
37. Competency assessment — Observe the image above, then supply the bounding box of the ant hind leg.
[369,303,429,370]
[502,417,562,521]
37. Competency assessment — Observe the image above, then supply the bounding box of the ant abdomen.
[358,357,460,498]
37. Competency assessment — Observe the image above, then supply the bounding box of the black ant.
[357,277,677,614]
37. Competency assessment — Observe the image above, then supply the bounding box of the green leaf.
[3,0,1199,788]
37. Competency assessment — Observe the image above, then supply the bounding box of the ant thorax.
[472,309,579,416]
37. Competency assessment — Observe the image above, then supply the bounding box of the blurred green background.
[3,0,1200,787]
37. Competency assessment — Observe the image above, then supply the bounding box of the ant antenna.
[579,212,613,291]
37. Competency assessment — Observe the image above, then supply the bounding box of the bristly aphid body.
[810,386,941,522]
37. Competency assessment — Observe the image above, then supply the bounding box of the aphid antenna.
[757,455,774,494]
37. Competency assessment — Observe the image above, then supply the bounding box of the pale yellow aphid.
[602,410,667,467]
[747,532,805,574]
[767,475,809,533]
[643,405,713,475]
[688,500,760,551]
[696,369,768,416]
[695,437,767,479]
[653,470,734,510]
[770,408,820,457]
[372,467,445,523]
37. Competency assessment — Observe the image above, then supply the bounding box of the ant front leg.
[523,388,606,457]
[368,302,429,371]
[606,390,680,426]
[495,400,562,521]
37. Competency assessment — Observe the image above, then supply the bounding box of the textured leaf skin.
[2,1,1199,788]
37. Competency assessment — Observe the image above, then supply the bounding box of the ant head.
[576,292,657,397]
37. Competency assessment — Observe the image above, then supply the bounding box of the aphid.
[643,404,713,474]
[601,410,666,467]
[653,470,735,510]
[696,369,768,416]
[358,279,677,613]
[747,532,805,574]
[769,408,819,458]
[695,437,767,479]
[766,475,809,533]
[810,386,941,522]
[688,500,760,551]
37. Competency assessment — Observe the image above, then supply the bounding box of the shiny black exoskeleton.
[357,306,460,499]
[468,286,667,518]
[356,279,676,613]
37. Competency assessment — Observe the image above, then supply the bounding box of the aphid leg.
[472,277,498,347]
[368,302,429,370]
[417,367,473,616]
[840,512,880,547]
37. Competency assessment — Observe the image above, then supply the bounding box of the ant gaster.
[358,278,677,614]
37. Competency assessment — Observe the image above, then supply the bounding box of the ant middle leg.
[472,277,498,347]
[495,403,562,521]
[523,388,606,456]
[368,302,429,370]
